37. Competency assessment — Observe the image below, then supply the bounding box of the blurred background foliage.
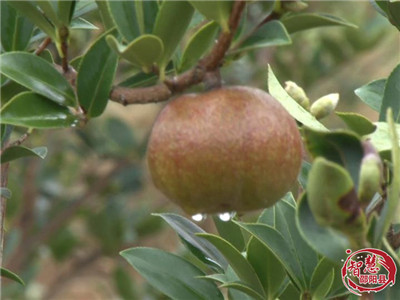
[2,1,399,299]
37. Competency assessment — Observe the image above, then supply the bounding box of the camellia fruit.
[147,86,302,214]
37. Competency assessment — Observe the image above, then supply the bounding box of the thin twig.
[109,0,246,105]
[34,37,52,55]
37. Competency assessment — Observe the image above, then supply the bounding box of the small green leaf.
[379,64,400,122]
[1,146,47,164]
[70,18,99,30]
[154,213,227,271]
[0,92,78,128]
[268,65,327,131]
[374,108,400,245]
[354,78,386,112]
[120,247,224,300]
[368,122,400,152]
[1,1,34,52]
[196,233,265,296]
[179,21,219,72]
[107,1,140,41]
[0,267,24,285]
[234,21,292,53]
[106,34,163,73]
[296,193,351,262]
[189,1,233,32]
[0,188,12,199]
[58,1,76,26]
[0,52,76,107]
[153,1,194,75]
[6,0,56,40]
[77,28,118,118]
[281,13,356,34]
[336,112,377,136]
[95,0,114,29]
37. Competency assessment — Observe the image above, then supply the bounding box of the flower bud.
[285,81,310,110]
[310,93,339,120]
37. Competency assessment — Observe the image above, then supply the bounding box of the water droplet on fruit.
[191,213,206,222]
[218,212,232,222]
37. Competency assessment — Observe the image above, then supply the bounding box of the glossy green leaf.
[153,1,194,75]
[213,215,245,251]
[106,34,163,73]
[135,0,159,34]
[196,233,265,296]
[179,21,219,72]
[379,64,400,122]
[354,78,386,112]
[374,109,400,245]
[303,128,364,190]
[368,122,400,152]
[57,0,76,26]
[0,92,78,128]
[1,146,47,164]
[1,79,27,104]
[336,112,377,136]
[281,13,357,34]
[268,65,327,131]
[189,1,232,32]
[95,0,115,29]
[6,1,55,39]
[247,237,287,299]
[107,1,140,41]
[77,28,118,117]
[120,247,224,300]
[0,188,12,199]
[154,213,227,271]
[0,267,24,285]
[296,193,351,262]
[1,1,34,52]
[234,21,291,53]
[0,52,76,107]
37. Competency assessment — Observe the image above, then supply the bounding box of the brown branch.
[34,37,52,55]
[109,0,246,105]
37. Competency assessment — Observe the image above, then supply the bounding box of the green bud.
[285,81,310,110]
[282,0,308,12]
[310,93,339,120]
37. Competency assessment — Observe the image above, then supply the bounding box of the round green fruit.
[147,86,302,214]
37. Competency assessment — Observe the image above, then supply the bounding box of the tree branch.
[109,0,246,105]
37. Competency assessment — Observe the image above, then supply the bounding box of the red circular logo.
[341,248,397,296]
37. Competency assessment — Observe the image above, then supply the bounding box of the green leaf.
[267,65,327,131]
[38,49,54,63]
[368,122,400,152]
[1,146,47,164]
[303,128,364,190]
[135,0,159,34]
[73,0,97,19]
[0,267,24,285]
[281,13,357,34]
[379,64,400,122]
[35,1,62,28]
[196,233,265,296]
[154,213,227,271]
[220,282,265,300]
[57,1,76,26]
[179,21,219,72]
[0,52,76,107]
[6,0,56,39]
[296,193,351,262]
[77,28,118,118]
[1,1,34,52]
[1,79,27,104]
[189,1,233,32]
[311,269,334,300]
[0,188,12,199]
[106,34,163,73]
[212,215,245,251]
[354,78,386,112]
[234,222,305,290]
[0,92,78,128]
[336,112,377,136]
[95,0,115,29]
[247,237,287,299]
[70,18,99,30]
[233,21,292,53]
[120,247,223,300]
[298,160,311,188]
[153,1,194,75]
[107,1,140,41]
[279,283,301,300]
[374,108,400,245]
[388,0,400,30]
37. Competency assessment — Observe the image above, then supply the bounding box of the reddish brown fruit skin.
[147,86,302,214]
